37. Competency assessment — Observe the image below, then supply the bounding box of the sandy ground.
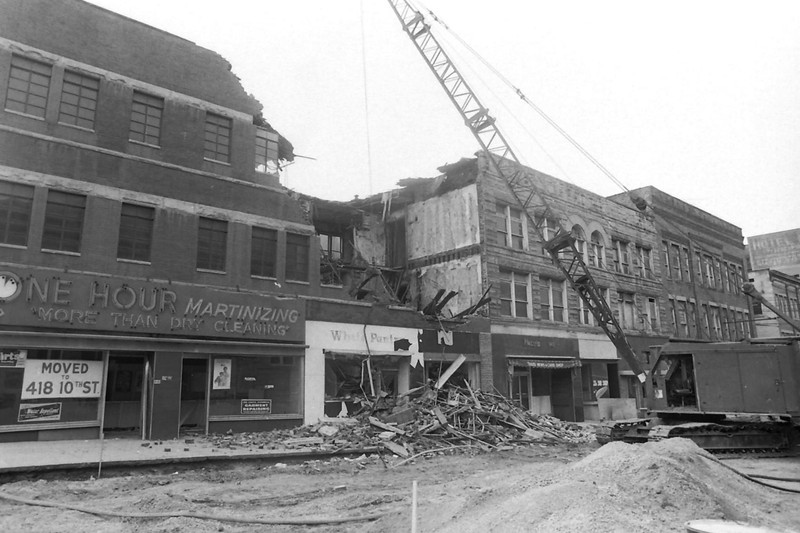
[1,438,799,533]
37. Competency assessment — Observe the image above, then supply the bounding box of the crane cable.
[417,2,631,195]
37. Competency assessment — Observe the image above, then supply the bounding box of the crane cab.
[647,339,800,419]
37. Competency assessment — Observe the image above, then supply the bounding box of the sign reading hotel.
[749,229,800,273]
[0,268,305,342]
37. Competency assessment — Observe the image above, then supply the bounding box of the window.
[723,262,733,293]
[325,353,402,413]
[197,217,227,271]
[612,239,630,274]
[635,245,652,278]
[662,241,671,279]
[6,55,51,117]
[721,307,733,340]
[129,91,163,146]
[319,233,342,262]
[319,232,344,286]
[704,255,716,288]
[710,305,722,340]
[497,205,525,250]
[669,244,682,280]
[286,233,310,282]
[577,289,593,325]
[209,355,302,418]
[734,266,744,294]
[589,232,605,268]
[42,190,85,253]
[0,349,103,428]
[736,310,746,338]
[251,226,277,278]
[499,270,530,318]
[617,291,636,329]
[204,112,231,163]
[572,225,587,262]
[0,181,34,247]
[255,128,280,173]
[700,304,711,339]
[540,277,565,322]
[58,70,99,129]
[539,217,558,242]
[645,297,659,330]
[688,301,698,338]
[117,203,154,262]
[682,247,692,282]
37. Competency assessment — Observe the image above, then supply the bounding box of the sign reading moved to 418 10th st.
[21,359,104,399]
[0,267,305,343]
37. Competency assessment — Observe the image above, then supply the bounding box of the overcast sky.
[84,0,800,240]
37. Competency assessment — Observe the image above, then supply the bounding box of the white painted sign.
[21,360,103,399]
[307,322,420,353]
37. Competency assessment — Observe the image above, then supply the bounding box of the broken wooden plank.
[369,416,406,435]
[432,407,448,426]
[383,440,410,458]
[433,354,466,389]
[464,380,483,410]
[284,437,324,446]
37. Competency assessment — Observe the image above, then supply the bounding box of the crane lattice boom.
[386,0,646,381]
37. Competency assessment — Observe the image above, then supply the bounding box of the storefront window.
[0,349,103,428]
[208,355,302,418]
[324,353,404,416]
[581,363,609,402]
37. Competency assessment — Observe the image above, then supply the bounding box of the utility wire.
[360,0,374,197]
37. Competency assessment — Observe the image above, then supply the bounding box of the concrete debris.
[203,384,595,456]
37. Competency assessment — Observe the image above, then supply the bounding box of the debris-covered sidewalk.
[202,384,598,461]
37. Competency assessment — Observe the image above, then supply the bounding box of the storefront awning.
[507,356,581,369]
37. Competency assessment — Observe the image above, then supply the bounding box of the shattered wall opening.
[323,351,423,418]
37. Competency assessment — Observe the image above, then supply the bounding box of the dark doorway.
[104,353,148,438]
[180,358,208,435]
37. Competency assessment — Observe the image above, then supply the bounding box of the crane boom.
[743,283,800,334]
[386,0,646,381]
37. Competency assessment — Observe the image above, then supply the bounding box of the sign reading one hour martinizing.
[0,268,305,342]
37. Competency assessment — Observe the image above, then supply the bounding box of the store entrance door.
[511,370,531,410]
[180,358,208,436]
[104,353,149,439]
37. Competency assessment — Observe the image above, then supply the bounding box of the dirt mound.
[435,438,800,533]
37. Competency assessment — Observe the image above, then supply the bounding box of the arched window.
[572,225,587,262]
[589,231,605,268]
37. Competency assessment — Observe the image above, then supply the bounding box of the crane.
[743,282,800,335]
[385,0,647,381]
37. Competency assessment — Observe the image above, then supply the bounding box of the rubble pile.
[204,384,596,458]
[365,384,596,458]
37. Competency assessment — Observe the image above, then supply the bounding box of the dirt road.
[1,439,799,533]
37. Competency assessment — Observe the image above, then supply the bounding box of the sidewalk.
[0,436,377,475]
